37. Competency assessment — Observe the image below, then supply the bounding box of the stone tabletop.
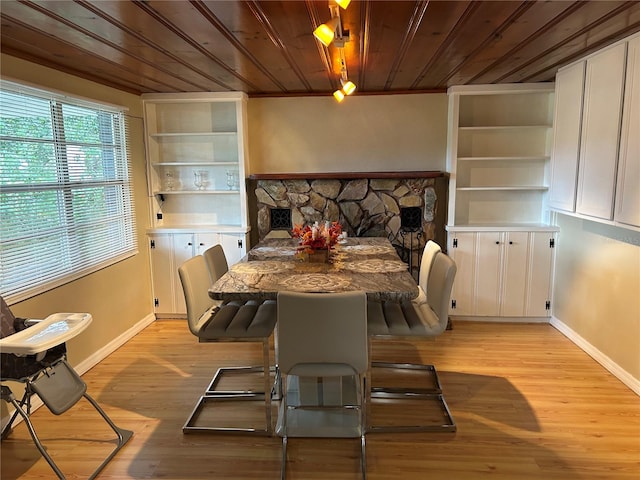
[209,237,419,302]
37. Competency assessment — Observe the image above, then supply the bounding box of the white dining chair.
[367,250,457,432]
[277,291,368,480]
[178,255,277,434]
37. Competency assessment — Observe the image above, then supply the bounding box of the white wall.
[247,94,448,174]
[552,214,640,389]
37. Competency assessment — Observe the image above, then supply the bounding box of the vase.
[305,249,329,263]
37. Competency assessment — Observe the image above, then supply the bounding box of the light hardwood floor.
[1,320,638,479]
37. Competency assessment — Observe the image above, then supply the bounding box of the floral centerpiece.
[292,221,343,261]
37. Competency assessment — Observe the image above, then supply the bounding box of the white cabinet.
[576,43,627,220]
[548,62,584,212]
[614,35,640,228]
[148,231,248,316]
[446,84,555,228]
[446,84,557,320]
[549,32,639,230]
[142,92,251,315]
[448,229,556,318]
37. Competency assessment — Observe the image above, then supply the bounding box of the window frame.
[0,80,137,304]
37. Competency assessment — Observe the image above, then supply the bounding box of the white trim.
[73,313,156,376]
[450,316,550,323]
[1,313,156,430]
[550,316,640,396]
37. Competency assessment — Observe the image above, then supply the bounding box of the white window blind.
[0,80,137,303]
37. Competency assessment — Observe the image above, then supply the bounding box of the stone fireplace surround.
[247,172,448,278]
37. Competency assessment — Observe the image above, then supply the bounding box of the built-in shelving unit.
[447,84,555,229]
[141,92,250,316]
[445,84,558,320]
[143,92,248,228]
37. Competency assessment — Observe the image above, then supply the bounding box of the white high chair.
[0,297,132,479]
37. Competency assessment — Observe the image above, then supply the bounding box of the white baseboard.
[450,315,550,323]
[73,313,156,376]
[1,313,156,430]
[550,316,640,396]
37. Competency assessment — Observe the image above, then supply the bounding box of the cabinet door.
[172,233,195,314]
[218,233,247,266]
[525,232,554,317]
[193,233,220,256]
[448,233,475,316]
[615,35,640,228]
[149,235,175,314]
[474,232,502,316]
[549,62,584,212]
[576,43,626,219]
[500,232,528,316]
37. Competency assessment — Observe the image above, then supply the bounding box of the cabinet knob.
[509,241,513,245]
[495,241,500,245]
[199,242,205,246]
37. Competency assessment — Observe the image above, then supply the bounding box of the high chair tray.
[0,313,92,355]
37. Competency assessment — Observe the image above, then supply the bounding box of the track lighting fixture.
[314,1,356,102]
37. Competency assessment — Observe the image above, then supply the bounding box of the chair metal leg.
[1,386,29,440]
[368,362,456,433]
[280,374,288,480]
[1,384,133,480]
[183,338,274,435]
[281,435,288,480]
[278,373,367,478]
[359,375,367,480]
[263,338,273,435]
[1,385,65,479]
[360,433,367,480]
[82,392,134,480]
[370,361,442,396]
[368,391,456,433]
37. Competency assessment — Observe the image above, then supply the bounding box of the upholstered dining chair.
[418,240,442,292]
[277,291,368,480]
[178,255,277,434]
[367,250,457,432]
[203,244,229,284]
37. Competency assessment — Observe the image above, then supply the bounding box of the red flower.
[292,221,343,254]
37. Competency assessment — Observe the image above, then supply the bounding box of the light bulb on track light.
[341,80,356,95]
[313,17,340,47]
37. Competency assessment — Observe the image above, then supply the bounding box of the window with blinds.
[0,80,137,303]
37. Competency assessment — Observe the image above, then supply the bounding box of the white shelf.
[457,156,549,162]
[446,223,559,232]
[152,162,238,167]
[457,186,548,191]
[150,131,236,137]
[459,125,550,131]
[155,190,240,195]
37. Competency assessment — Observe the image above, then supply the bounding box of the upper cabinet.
[576,43,626,219]
[548,62,584,212]
[614,35,640,228]
[142,92,249,229]
[549,33,640,229]
[446,84,555,229]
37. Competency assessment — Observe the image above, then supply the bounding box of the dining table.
[208,236,419,303]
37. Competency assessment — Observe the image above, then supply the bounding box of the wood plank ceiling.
[2,0,640,97]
